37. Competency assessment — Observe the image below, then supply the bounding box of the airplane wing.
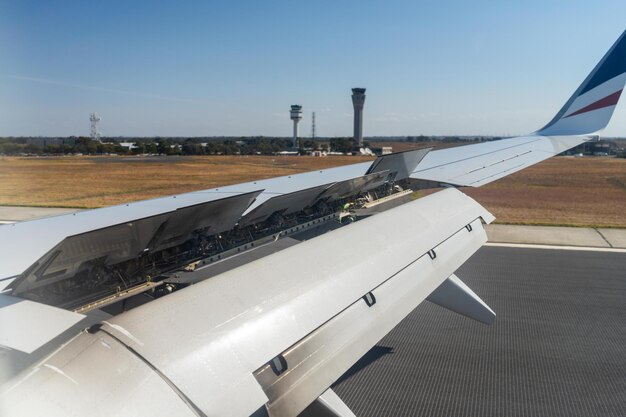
[411,29,626,187]
[411,135,589,187]
[1,29,625,417]
[2,189,495,417]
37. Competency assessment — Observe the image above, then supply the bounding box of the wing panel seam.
[99,328,208,417]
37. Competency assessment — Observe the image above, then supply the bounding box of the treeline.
[405,135,496,142]
[0,137,129,156]
[328,138,368,153]
[177,138,297,155]
[0,137,334,156]
[1,136,508,156]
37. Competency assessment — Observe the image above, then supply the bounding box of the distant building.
[119,142,138,150]
[570,140,618,155]
[371,146,393,156]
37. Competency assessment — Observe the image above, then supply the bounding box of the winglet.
[426,274,495,325]
[537,30,626,136]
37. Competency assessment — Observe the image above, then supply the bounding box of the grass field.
[0,155,373,208]
[461,157,626,228]
[1,155,624,228]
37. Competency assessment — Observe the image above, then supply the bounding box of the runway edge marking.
[484,242,626,253]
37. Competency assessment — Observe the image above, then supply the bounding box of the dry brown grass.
[0,155,372,208]
[0,155,624,227]
[462,157,626,228]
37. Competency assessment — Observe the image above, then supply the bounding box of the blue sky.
[1,1,626,137]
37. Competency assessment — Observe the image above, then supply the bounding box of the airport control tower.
[290,105,303,148]
[351,88,366,147]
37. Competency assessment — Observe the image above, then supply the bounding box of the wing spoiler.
[2,188,495,416]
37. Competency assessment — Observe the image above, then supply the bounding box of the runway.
[333,246,626,417]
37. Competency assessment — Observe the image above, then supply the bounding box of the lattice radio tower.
[311,112,316,140]
[90,112,102,142]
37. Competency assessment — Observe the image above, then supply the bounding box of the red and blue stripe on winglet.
[538,30,626,135]
[563,89,623,118]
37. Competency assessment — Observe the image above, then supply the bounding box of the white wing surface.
[0,295,84,353]
[411,135,589,187]
[1,189,494,417]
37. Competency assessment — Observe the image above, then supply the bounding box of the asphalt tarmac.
[332,246,626,417]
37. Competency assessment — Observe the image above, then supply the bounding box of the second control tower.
[351,88,366,147]
[290,105,303,148]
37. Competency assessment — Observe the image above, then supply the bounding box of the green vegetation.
[0,137,337,156]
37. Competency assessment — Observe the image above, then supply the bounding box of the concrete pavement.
[485,224,626,249]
